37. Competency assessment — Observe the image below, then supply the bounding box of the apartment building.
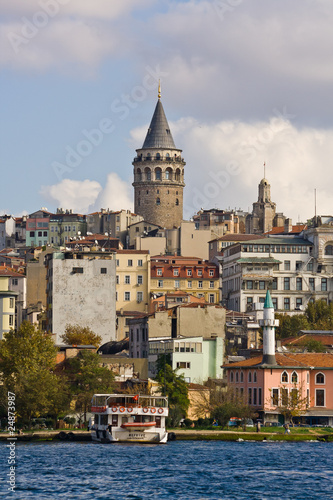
[45,250,116,344]
[150,255,219,304]
[115,250,150,313]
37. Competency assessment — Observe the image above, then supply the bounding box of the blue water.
[1,441,332,499]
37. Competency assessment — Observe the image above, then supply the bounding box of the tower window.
[156,198,160,205]
[155,168,162,180]
[175,199,179,206]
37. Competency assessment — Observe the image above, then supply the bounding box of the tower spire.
[259,290,279,365]
[158,80,161,100]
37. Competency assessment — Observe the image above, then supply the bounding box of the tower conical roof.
[264,290,274,309]
[142,99,177,149]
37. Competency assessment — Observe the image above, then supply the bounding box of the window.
[138,259,143,267]
[125,275,131,284]
[158,280,163,288]
[295,261,302,271]
[30,231,35,237]
[272,389,279,406]
[284,277,290,290]
[188,281,192,288]
[321,278,327,291]
[209,294,215,303]
[248,372,252,383]
[137,292,143,303]
[51,227,54,232]
[9,298,14,308]
[174,280,180,288]
[253,388,257,405]
[296,298,302,309]
[175,199,179,206]
[259,281,265,290]
[291,371,298,383]
[296,277,302,290]
[157,269,162,276]
[272,297,278,310]
[116,259,119,266]
[248,388,252,405]
[240,372,244,383]
[173,269,179,276]
[281,371,288,383]
[197,269,203,277]
[12,279,18,286]
[272,278,277,290]
[209,269,214,277]
[177,362,190,369]
[72,267,83,274]
[230,371,234,382]
[281,388,288,406]
[128,259,133,267]
[209,281,214,288]
[100,268,107,274]
[124,292,130,301]
[316,389,325,406]
[187,269,192,277]
[316,372,325,384]
[156,198,160,205]
[284,260,290,270]
[9,315,14,326]
[284,298,290,310]
[325,244,333,255]
[253,371,257,383]
[137,275,143,285]
[116,275,119,284]
[235,372,239,383]
[258,388,262,406]
[309,278,315,291]
[307,261,313,271]
[198,280,203,288]
[247,281,253,290]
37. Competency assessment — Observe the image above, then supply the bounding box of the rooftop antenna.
[264,161,266,179]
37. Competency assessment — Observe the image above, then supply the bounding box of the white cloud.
[40,179,102,213]
[91,173,133,213]
[131,116,333,223]
[40,174,133,214]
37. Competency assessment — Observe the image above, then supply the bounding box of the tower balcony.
[133,155,185,164]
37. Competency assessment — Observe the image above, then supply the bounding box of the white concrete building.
[222,231,333,313]
[46,251,117,345]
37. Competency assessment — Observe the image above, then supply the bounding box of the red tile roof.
[265,224,307,235]
[224,352,333,368]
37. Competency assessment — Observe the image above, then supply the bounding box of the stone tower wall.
[133,148,185,229]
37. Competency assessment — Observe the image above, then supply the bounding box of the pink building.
[224,291,333,426]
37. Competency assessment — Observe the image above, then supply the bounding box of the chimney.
[284,218,292,233]
[259,290,279,365]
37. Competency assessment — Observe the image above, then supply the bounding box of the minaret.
[132,84,185,229]
[259,290,279,365]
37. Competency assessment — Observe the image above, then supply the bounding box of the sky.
[1,0,333,223]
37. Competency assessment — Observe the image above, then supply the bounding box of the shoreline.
[0,429,332,443]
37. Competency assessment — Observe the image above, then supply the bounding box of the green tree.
[0,321,69,428]
[301,338,326,353]
[275,313,309,339]
[61,324,102,348]
[155,354,189,426]
[270,384,308,425]
[305,300,333,330]
[66,351,114,423]
[196,386,255,429]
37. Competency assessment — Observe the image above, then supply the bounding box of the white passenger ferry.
[90,393,169,443]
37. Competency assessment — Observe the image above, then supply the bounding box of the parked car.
[264,421,283,427]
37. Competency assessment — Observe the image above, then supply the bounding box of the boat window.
[100,415,108,426]
[155,416,161,428]
[112,415,118,426]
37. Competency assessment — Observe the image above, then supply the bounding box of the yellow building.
[0,272,17,339]
[115,250,150,314]
[150,256,219,304]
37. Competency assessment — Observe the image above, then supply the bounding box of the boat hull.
[91,429,168,444]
